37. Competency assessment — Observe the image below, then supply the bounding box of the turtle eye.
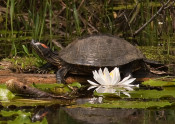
[41,43,48,48]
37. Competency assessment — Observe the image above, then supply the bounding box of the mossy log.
[6,79,70,99]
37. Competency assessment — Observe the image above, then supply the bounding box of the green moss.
[139,46,175,62]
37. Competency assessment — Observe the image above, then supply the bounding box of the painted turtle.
[31,35,147,83]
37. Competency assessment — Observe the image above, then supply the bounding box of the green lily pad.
[33,82,81,95]
[1,98,74,107]
[130,88,175,99]
[0,110,48,124]
[68,82,81,88]
[0,84,7,89]
[76,100,172,109]
[0,88,15,101]
[142,79,175,87]
[0,110,31,117]
[32,83,70,95]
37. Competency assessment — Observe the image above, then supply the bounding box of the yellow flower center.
[110,71,114,77]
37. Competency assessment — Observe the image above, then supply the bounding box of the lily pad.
[76,100,172,109]
[68,82,81,88]
[0,110,31,117]
[0,110,48,124]
[0,88,15,101]
[33,82,81,95]
[142,79,175,87]
[1,99,74,107]
[130,88,175,99]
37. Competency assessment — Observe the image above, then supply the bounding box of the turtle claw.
[36,69,48,74]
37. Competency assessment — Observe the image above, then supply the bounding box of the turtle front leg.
[56,66,70,84]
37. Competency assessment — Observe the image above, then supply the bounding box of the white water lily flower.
[87,67,136,87]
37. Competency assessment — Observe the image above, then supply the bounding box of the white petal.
[87,80,99,86]
[87,85,98,90]
[92,71,106,85]
[136,84,139,88]
[95,76,107,85]
[124,86,134,91]
[104,68,112,85]
[93,70,99,81]
[119,78,136,86]
[111,67,120,85]
[113,67,121,85]
[95,86,106,93]
[98,68,104,78]
[123,92,131,97]
[115,67,121,82]
[118,74,131,85]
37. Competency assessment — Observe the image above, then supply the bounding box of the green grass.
[0,0,174,59]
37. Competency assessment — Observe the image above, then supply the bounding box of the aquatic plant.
[87,67,136,87]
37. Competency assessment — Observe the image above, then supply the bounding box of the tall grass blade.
[5,0,10,38]
[73,3,81,36]
[10,0,17,56]
[22,45,30,56]
[33,13,40,40]
[10,0,14,35]
[48,1,53,47]
[39,0,48,41]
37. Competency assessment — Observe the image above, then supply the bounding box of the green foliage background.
[0,0,174,59]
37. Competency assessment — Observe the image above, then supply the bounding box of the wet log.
[6,79,70,99]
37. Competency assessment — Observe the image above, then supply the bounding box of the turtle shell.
[59,35,144,67]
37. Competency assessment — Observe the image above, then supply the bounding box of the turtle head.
[31,39,51,58]
[31,39,61,65]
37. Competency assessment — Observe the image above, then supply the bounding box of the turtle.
[31,35,148,84]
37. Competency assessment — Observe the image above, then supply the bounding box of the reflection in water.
[76,97,103,104]
[88,85,138,98]
[40,106,175,124]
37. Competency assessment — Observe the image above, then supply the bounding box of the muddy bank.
[0,70,56,84]
[0,69,90,84]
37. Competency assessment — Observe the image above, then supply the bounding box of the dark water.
[33,106,175,124]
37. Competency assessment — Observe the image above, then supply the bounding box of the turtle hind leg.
[56,66,70,84]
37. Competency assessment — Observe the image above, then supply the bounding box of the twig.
[133,0,173,36]
[124,14,133,36]
[52,39,64,49]
[77,0,85,11]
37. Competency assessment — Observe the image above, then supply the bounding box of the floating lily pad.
[68,82,81,88]
[142,79,175,87]
[1,99,74,107]
[0,84,7,89]
[0,110,31,117]
[0,88,15,101]
[76,100,172,109]
[0,110,47,124]
[33,82,81,95]
[130,87,175,99]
